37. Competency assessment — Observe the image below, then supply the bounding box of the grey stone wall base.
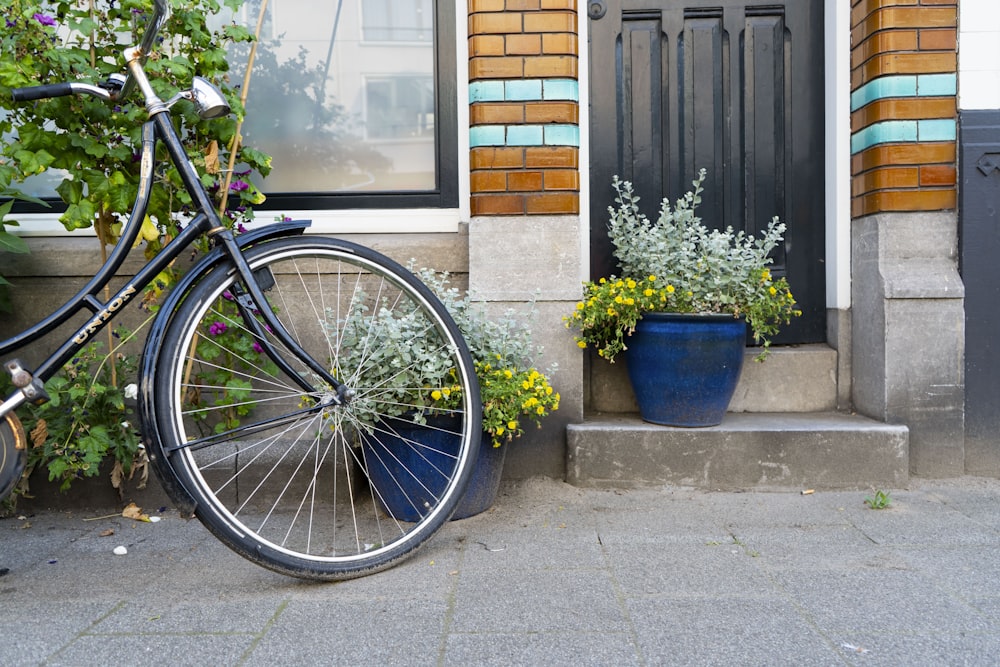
[566,412,909,490]
[851,212,965,477]
[468,215,586,480]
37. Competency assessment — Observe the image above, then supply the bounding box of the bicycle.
[0,0,481,581]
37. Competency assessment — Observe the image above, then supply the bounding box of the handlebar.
[8,0,170,104]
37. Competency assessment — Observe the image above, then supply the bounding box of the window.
[361,0,433,43]
[234,0,456,209]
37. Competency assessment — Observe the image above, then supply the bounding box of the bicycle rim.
[152,236,480,580]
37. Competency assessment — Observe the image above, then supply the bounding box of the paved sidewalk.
[3,476,1000,666]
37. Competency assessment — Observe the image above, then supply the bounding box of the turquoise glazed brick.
[544,124,580,146]
[506,125,544,145]
[917,74,957,97]
[470,125,507,147]
[469,81,505,103]
[850,76,917,111]
[918,119,956,142]
[506,79,543,101]
[543,79,579,101]
[851,120,918,153]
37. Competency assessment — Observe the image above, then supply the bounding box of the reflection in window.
[365,77,434,140]
[362,0,432,43]
[228,0,438,195]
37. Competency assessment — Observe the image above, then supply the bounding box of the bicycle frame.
[1,4,344,421]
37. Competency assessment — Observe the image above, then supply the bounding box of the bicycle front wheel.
[150,236,481,580]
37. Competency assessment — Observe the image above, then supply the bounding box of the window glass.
[231,0,439,196]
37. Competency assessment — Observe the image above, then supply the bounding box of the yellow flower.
[666,285,675,293]
[607,307,616,316]
[431,390,442,401]
[536,406,545,415]
[625,298,635,306]
[626,278,637,289]
[576,301,585,310]
[504,369,513,379]
[761,269,771,282]
[614,295,623,304]
[648,275,656,282]
[496,426,505,436]
[507,420,518,430]
[644,288,654,297]
[769,286,777,296]
[577,340,587,349]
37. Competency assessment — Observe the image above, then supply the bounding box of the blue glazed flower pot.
[363,416,505,521]
[624,313,746,427]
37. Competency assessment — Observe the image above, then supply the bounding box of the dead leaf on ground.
[99,528,115,537]
[122,502,150,522]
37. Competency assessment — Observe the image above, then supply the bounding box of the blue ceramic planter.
[624,313,746,427]
[363,416,505,521]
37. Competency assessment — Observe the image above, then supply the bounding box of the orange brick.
[506,0,540,9]
[855,188,956,214]
[471,102,525,125]
[526,192,579,214]
[857,52,956,83]
[472,193,526,215]
[540,0,576,8]
[919,164,956,187]
[469,35,506,57]
[852,142,955,173]
[508,171,545,191]
[852,166,919,197]
[506,34,542,55]
[523,11,577,34]
[526,146,578,168]
[469,13,523,36]
[524,55,578,78]
[470,56,525,79]
[471,171,509,192]
[470,0,505,11]
[850,97,955,130]
[543,170,579,190]
[471,147,526,169]
[524,102,578,124]
[542,33,578,55]
[857,7,956,35]
[851,0,919,29]
[851,30,918,69]
[919,28,956,51]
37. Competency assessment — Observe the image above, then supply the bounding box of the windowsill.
[7,208,465,237]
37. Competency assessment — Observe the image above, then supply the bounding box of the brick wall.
[468,0,580,216]
[850,0,958,217]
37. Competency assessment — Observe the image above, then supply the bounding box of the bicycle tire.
[149,236,481,580]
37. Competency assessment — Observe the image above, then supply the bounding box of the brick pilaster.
[468,0,580,216]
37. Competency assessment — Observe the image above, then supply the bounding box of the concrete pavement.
[4,476,1000,665]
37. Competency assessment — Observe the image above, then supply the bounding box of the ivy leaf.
[0,229,29,255]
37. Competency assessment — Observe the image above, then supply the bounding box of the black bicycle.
[0,0,481,580]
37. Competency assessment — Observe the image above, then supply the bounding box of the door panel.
[589,0,825,343]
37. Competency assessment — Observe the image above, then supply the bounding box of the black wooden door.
[588,0,825,343]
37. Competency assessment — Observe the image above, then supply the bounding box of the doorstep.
[566,411,909,490]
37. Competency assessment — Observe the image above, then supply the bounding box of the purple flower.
[237,223,248,233]
[208,321,228,336]
[229,180,249,193]
[33,13,56,27]
[252,341,263,354]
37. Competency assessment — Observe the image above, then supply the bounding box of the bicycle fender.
[138,220,311,514]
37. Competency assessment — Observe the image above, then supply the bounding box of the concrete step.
[566,412,909,491]
[588,344,840,413]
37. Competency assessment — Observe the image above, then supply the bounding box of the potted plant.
[565,169,801,426]
[342,267,559,519]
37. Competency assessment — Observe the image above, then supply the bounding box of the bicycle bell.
[189,76,231,119]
